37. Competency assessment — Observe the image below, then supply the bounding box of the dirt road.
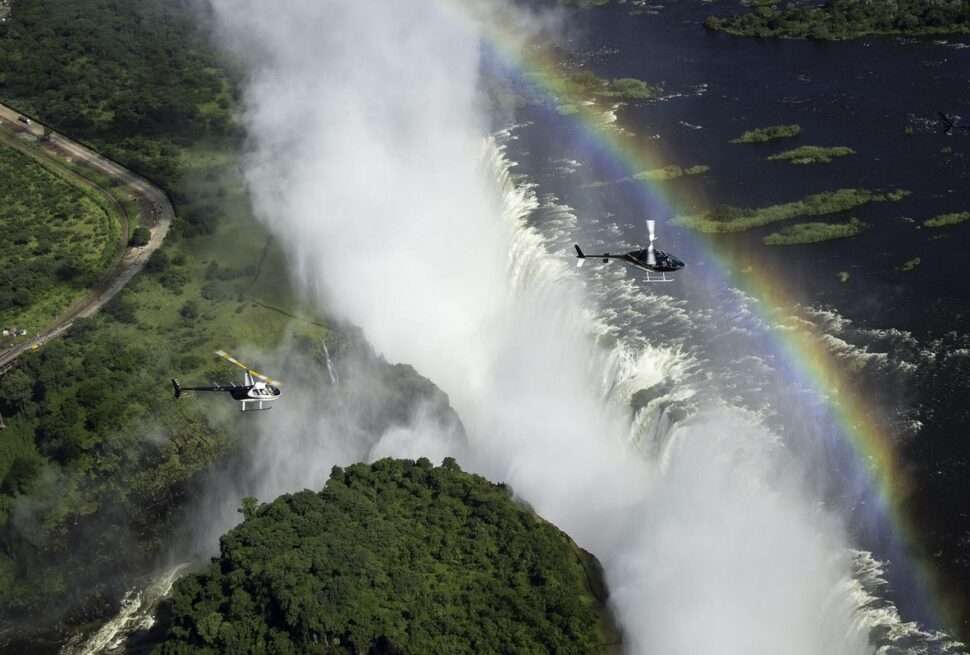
[0,103,173,371]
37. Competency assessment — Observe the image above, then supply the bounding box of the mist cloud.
[204,1,879,652]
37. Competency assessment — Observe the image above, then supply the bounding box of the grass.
[675,188,910,234]
[767,145,856,165]
[923,211,970,228]
[731,124,801,144]
[763,218,867,245]
[0,138,124,336]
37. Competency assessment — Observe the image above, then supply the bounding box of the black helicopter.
[574,219,684,282]
[939,112,970,135]
[172,350,281,412]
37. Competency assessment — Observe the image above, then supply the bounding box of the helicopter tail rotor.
[646,219,657,267]
[172,379,182,399]
[574,244,586,267]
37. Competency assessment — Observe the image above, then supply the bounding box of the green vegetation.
[0,144,121,333]
[607,77,658,100]
[586,164,709,188]
[537,70,662,113]
[730,124,801,144]
[130,226,151,247]
[156,459,615,655]
[0,0,238,188]
[923,211,970,228]
[636,164,709,181]
[763,218,867,245]
[767,145,856,165]
[705,0,970,40]
[675,188,909,233]
[684,164,710,176]
[900,257,921,271]
[560,70,661,101]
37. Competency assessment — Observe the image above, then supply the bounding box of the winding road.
[0,103,173,372]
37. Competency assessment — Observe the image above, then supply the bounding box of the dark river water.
[508,0,970,642]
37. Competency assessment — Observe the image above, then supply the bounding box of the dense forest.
[706,0,970,40]
[154,459,617,655]
[0,0,242,630]
[0,0,237,186]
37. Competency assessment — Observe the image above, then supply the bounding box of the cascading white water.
[200,1,962,653]
[321,338,339,385]
[59,565,187,655]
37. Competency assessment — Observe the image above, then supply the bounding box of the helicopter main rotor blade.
[646,219,657,267]
[214,350,282,386]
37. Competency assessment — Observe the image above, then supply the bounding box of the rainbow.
[441,0,960,639]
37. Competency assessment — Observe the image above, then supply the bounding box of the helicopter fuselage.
[597,249,684,273]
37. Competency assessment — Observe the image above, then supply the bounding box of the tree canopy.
[155,458,617,655]
[706,0,970,40]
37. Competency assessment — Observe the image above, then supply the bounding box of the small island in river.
[763,218,867,245]
[675,188,909,234]
[768,145,856,165]
[923,211,970,228]
[730,124,801,144]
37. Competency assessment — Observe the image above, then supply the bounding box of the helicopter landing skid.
[643,272,675,282]
[240,399,274,412]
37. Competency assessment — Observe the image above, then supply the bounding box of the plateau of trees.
[155,458,616,655]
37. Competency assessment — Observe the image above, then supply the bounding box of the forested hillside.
[154,459,618,655]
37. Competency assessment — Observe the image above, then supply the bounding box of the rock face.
[155,458,619,654]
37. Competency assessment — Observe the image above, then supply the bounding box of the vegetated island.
[0,142,122,335]
[763,218,867,245]
[586,163,709,188]
[923,211,970,228]
[705,0,970,40]
[546,69,661,110]
[675,188,909,233]
[767,145,856,165]
[900,257,921,271]
[730,124,801,144]
[637,164,710,181]
[153,458,618,655]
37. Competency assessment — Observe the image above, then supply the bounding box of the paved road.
[0,103,173,372]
